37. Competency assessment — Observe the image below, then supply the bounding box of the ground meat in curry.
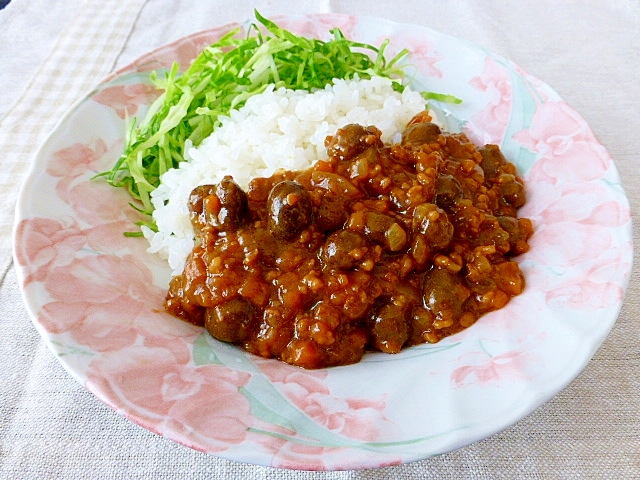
[165,112,533,369]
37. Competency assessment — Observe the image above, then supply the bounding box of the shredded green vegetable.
[99,11,460,225]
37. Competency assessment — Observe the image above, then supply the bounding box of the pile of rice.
[144,76,427,274]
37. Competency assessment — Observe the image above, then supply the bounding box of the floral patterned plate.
[13,14,632,470]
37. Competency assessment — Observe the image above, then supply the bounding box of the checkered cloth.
[1,1,639,479]
[0,0,147,278]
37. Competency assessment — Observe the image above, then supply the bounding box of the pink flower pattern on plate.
[381,33,444,79]
[514,101,614,185]
[272,14,358,40]
[467,56,513,145]
[85,344,253,453]
[252,359,397,469]
[48,140,144,226]
[513,101,631,311]
[14,217,86,285]
[451,349,541,388]
[38,253,166,352]
[448,300,547,388]
[93,83,160,119]
[257,360,392,442]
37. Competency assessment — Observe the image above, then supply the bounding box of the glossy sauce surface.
[166,113,533,368]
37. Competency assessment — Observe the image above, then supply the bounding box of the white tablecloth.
[1,1,638,478]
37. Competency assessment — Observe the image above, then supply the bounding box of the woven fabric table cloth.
[1,1,638,478]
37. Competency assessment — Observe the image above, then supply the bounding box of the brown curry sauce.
[166,112,533,369]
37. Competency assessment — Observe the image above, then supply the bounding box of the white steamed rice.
[143,76,427,274]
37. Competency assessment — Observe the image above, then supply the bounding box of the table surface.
[1,1,639,478]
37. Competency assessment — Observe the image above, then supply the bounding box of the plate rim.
[12,12,634,471]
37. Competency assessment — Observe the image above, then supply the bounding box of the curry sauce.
[166,113,533,368]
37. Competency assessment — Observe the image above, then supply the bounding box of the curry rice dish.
[166,114,533,369]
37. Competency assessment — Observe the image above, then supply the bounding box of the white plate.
[13,14,633,470]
